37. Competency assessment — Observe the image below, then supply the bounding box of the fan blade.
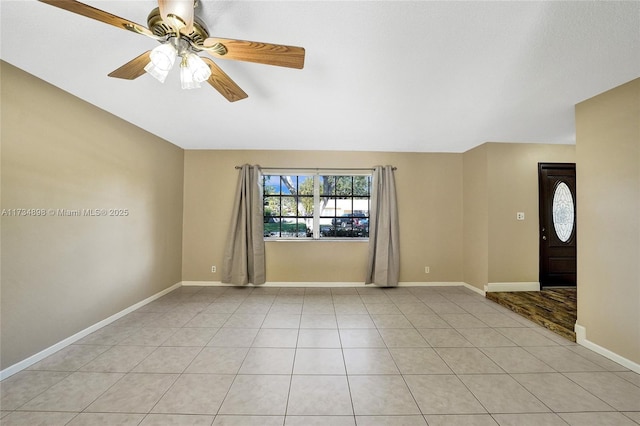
[108,51,152,80]
[201,58,248,102]
[202,38,305,69]
[38,0,156,39]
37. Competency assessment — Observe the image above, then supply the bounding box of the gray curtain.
[366,165,400,287]
[221,164,266,285]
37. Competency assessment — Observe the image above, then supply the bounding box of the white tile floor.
[1,285,639,425]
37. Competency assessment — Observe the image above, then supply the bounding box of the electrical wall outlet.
[211,266,217,273]
[516,212,525,221]
[424,266,430,273]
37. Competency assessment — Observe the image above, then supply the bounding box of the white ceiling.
[2,1,639,152]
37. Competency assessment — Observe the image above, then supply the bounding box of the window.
[263,172,371,239]
[552,181,575,243]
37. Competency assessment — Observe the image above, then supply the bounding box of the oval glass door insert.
[552,181,574,242]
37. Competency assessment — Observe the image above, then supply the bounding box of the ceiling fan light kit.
[38,0,305,102]
[180,52,211,89]
[143,42,177,83]
[144,36,212,88]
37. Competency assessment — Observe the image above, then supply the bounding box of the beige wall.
[576,78,640,364]
[487,143,576,283]
[0,62,185,370]
[182,150,463,283]
[463,142,576,291]
[185,144,577,290]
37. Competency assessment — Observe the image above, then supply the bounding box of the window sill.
[264,238,369,243]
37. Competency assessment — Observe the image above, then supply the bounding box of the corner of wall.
[575,323,640,374]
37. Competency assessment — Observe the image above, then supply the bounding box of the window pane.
[353,198,369,216]
[298,219,312,237]
[280,176,296,195]
[336,196,352,216]
[264,196,280,217]
[321,197,336,216]
[282,196,296,216]
[320,176,335,196]
[354,176,371,196]
[321,227,337,237]
[264,216,280,237]
[299,195,314,217]
[336,176,352,196]
[277,218,303,237]
[298,176,314,195]
[263,175,281,195]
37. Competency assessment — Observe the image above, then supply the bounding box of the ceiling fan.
[38,0,306,102]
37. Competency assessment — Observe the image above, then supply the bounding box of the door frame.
[538,162,577,288]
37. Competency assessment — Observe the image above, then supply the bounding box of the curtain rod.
[234,166,397,171]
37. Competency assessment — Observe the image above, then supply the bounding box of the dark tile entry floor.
[486,288,577,341]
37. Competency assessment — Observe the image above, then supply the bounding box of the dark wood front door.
[538,163,577,287]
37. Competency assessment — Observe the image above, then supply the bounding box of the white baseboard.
[401,281,469,289]
[0,282,182,381]
[575,323,640,374]
[181,280,241,287]
[485,282,540,293]
[181,281,469,289]
[462,282,486,296]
